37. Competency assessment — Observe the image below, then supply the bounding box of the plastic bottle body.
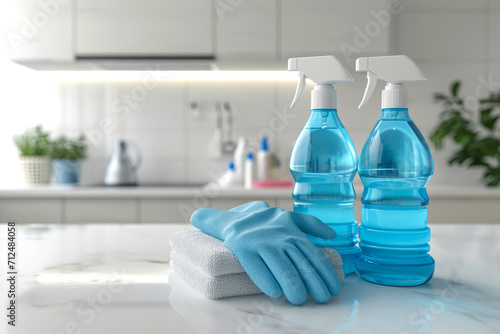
[244,153,254,189]
[290,109,359,274]
[356,108,435,286]
[257,152,270,180]
[257,137,271,180]
[233,137,247,183]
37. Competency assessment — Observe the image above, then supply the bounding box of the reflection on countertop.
[0,223,498,334]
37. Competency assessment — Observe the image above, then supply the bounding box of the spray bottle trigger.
[358,71,378,109]
[290,72,306,108]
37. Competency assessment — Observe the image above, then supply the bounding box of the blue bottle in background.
[355,55,435,286]
[288,56,360,274]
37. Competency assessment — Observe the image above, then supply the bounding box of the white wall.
[394,0,496,188]
[0,0,498,188]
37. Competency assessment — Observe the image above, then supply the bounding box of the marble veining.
[0,224,499,334]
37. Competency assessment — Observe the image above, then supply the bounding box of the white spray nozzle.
[288,56,353,109]
[356,55,426,109]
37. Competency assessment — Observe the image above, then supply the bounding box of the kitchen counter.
[1,184,500,198]
[0,224,498,333]
[0,183,293,198]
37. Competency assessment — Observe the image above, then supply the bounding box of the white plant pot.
[19,156,51,184]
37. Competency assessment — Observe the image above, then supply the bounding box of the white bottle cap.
[312,85,337,109]
[288,56,352,110]
[381,83,407,109]
[355,55,426,109]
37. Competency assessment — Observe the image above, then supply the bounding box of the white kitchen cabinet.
[281,0,391,62]
[135,198,284,224]
[65,199,138,224]
[428,198,500,224]
[77,0,213,56]
[276,198,294,211]
[4,0,394,69]
[0,199,62,224]
[216,0,276,61]
[2,0,73,61]
[140,199,194,224]
[1,189,498,224]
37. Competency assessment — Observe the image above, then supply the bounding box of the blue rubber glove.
[190,201,341,305]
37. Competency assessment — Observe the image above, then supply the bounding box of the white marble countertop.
[0,223,498,334]
[1,184,500,198]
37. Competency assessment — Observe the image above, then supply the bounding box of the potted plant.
[13,125,51,184]
[50,135,88,184]
[430,81,500,186]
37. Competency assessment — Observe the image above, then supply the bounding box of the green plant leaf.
[453,131,476,144]
[451,81,461,97]
[484,168,500,187]
[480,108,499,131]
[465,138,499,158]
[434,92,452,103]
[433,80,500,187]
[13,125,51,157]
[50,135,88,160]
[468,159,489,167]
[430,110,475,149]
[430,131,446,149]
[448,149,470,165]
[480,91,500,104]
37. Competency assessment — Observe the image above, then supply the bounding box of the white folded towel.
[169,230,345,299]
[171,251,262,299]
[170,229,242,276]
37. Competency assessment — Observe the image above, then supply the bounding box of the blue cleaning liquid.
[356,108,435,286]
[290,109,360,274]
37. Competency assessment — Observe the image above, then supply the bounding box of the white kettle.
[104,140,141,186]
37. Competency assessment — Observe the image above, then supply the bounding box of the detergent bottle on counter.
[217,161,239,188]
[288,55,359,274]
[355,55,435,286]
[257,136,271,181]
[244,152,255,189]
[233,136,248,184]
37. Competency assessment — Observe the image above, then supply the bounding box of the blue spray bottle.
[288,56,360,274]
[355,55,435,286]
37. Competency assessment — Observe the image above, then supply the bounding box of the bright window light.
[38,70,298,82]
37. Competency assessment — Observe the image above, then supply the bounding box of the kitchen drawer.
[140,199,194,224]
[0,199,62,224]
[210,198,277,210]
[65,199,137,224]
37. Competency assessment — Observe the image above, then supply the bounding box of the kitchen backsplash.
[1,0,497,187]
[18,65,488,187]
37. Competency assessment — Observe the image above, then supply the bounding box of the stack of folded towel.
[169,230,345,300]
